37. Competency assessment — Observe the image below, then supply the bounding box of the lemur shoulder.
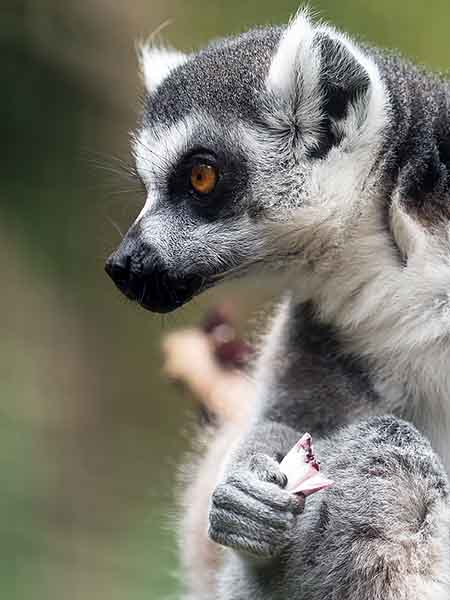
[106,10,450,599]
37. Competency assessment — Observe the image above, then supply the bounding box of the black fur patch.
[306,35,371,160]
[318,36,370,120]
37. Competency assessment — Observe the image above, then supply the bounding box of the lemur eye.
[190,164,218,195]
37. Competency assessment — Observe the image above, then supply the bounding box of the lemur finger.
[208,528,274,558]
[249,453,288,488]
[211,484,292,530]
[209,507,288,544]
[227,473,305,514]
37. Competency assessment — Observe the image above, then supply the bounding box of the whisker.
[107,217,124,240]
[140,280,148,305]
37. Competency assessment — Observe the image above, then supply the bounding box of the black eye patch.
[167,141,249,220]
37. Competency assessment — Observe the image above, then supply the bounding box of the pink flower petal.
[284,462,319,492]
[279,433,334,497]
[279,442,310,488]
[290,472,334,496]
[297,432,312,451]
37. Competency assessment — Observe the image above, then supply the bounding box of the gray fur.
[208,301,450,599]
[142,27,283,129]
[215,417,449,600]
[105,10,450,599]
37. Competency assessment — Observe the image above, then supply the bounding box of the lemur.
[105,9,450,599]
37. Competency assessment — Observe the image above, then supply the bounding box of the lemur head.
[106,11,388,313]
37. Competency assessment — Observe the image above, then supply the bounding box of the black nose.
[105,252,130,288]
[105,245,204,313]
[105,245,139,302]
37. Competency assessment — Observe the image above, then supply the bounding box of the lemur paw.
[208,454,304,558]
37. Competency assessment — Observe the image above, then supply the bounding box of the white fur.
[267,10,318,95]
[132,117,195,223]
[261,174,450,471]
[311,192,450,472]
[266,10,322,150]
[139,45,187,94]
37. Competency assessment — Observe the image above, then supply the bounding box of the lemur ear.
[139,44,188,94]
[266,11,386,156]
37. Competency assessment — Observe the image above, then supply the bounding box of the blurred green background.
[2,1,449,599]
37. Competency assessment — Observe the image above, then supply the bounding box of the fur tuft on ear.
[267,9,319,101]
[138,44,188,94]
[265,10,387,157]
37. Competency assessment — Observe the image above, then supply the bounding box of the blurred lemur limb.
[163,306,255,426]
[105,9,450,599]
[163,307,256,596]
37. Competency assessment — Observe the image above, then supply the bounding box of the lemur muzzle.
[105,242,203,313]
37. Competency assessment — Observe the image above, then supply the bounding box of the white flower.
[279,433,334,497]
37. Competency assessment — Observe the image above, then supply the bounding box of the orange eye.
[190,163,218,195]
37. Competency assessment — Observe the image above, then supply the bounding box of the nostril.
[105,253,130,285]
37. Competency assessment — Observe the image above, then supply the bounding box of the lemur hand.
[208,454,305,558]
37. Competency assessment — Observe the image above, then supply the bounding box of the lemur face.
[105,12,387,312]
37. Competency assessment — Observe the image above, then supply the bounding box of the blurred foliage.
[1,1,450,599]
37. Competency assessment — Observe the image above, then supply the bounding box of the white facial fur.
[132,117,196,223]
[132,114,273,272]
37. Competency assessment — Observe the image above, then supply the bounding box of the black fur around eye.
[168,145,248,219]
